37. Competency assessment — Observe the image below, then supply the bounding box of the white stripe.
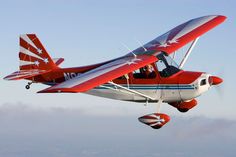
[19,60,35,66]
[11,70,45,75]
[20,46,44,61]
[20,34,38,49]
[139,118,157,123]
[11,71,40,76]
[172,15,217,40]
[150,122,161,126]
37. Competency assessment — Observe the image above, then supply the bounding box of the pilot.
[144,64,156,78]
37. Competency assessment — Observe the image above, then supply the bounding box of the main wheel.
[177,108,189,113]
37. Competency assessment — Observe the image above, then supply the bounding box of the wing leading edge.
[38,55,157,93]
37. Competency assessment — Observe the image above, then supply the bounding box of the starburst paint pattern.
[19,34,57,71]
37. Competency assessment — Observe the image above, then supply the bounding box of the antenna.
[135,38,147,52]
[121,42,132,52]
[121,42,136,58]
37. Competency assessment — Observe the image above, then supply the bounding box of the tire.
[177,108,189,113]
[25,85,30,89]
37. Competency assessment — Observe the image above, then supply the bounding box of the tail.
[19,34,57,70]
[4,34,63,81]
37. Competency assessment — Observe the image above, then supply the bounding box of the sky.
[0,0,236,156]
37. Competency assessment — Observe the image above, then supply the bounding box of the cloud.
[0,103,235,157]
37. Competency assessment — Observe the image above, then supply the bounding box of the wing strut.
[108,81,156,101]
[179,37,199,69]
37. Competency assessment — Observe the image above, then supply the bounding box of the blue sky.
[0,0,235,156]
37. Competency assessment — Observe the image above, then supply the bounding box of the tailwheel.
[25,85,30,89]
[25,82,33,90]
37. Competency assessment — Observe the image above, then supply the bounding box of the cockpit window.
[156,52,180,78]
[200,79,207,86]
[133,64,157,79]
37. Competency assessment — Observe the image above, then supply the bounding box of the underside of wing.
[3,69,49,80]
[130,15,226,56]
[38,55,158,93]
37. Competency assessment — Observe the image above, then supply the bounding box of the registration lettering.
[63,73,80,80]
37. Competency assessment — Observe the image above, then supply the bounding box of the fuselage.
[28,61,211,103]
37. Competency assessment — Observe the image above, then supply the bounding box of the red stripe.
[20,38,40,57]
[27,34,55,64]
[19,52,40,62]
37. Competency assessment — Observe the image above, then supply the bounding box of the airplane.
[4,15,226,129]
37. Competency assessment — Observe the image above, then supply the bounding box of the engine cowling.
[168,99,197,112]
[138,113,170,129]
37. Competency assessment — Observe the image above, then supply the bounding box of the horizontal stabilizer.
[52,58,64,66]
[4,69,49,81]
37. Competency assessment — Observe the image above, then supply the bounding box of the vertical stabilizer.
[19,34,57,70]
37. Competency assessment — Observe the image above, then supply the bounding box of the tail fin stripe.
[19,60,36,66]
[20,38,44,58]
[20,46,44,61]
[19,53,42,64]
[20,34,38,50]
[19,34,57,70]
[19,52,42,66]
[27,35,48,57]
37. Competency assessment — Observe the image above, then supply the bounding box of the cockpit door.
[130,63,160,101]
[155,52,182,102]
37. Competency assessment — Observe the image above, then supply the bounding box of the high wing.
[38,15,226,93]
[4,69,49,80]
[130,15,226,56]
[38,55,157,93]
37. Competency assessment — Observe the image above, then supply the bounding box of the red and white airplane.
[4,15,226,129]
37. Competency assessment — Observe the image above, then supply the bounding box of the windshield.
[155,52,180,77]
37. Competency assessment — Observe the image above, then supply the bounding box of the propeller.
[209,74,225,100]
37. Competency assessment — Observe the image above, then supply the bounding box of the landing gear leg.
[25,82,33,90]
[157,99,162,113]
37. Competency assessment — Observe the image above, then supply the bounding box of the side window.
[133,64,157,79]
[133,68,145,79]
[156,52,180,78]
[156,60,166,72]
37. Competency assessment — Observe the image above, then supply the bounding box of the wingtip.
[199,15,227,21]
[3,76,9,80]
[3,75,14,81]
[217,15,227,21]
